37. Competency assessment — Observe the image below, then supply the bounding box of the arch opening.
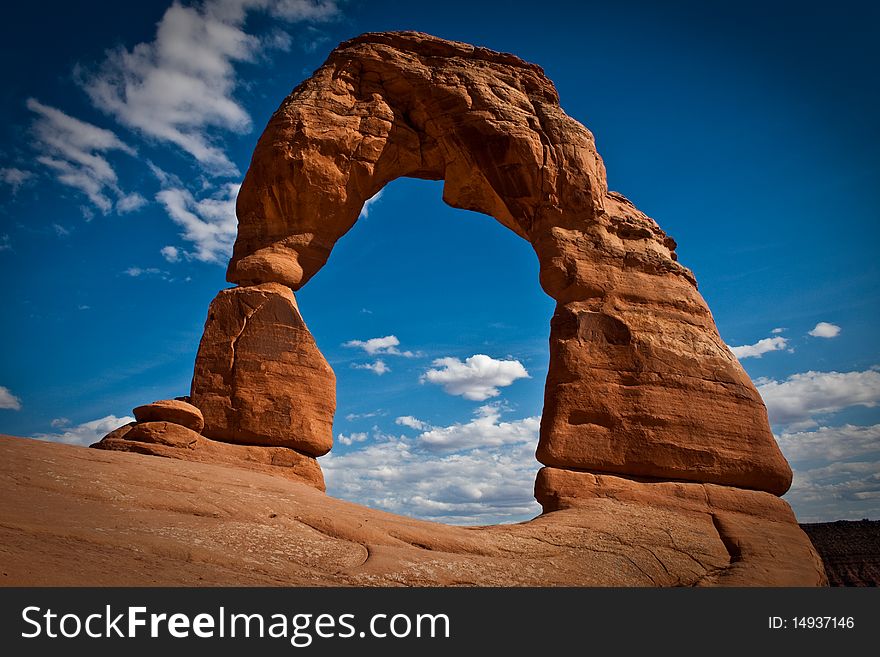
[294,177,554,525]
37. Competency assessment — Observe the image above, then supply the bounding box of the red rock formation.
[83,32,822,586]
[133,399,204,433]
[2,437,823,586]
[190,283,334,456]
[220,31,790,494]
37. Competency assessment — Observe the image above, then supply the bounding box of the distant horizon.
[1,1,878,525]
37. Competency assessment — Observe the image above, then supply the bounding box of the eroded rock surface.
[221,31,790,494]
[133,399,204,433]
[191,283,335,456]
[1,437,824,586]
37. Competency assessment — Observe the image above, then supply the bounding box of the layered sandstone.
[191,283,335,456]
[93,397,324,490]
[222,31,790,494]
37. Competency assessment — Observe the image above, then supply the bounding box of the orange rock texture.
[222,31,789,494]
[82,32,825,586]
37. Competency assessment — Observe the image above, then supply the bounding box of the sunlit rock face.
[224,30,790,495]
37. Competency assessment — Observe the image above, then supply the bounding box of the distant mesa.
[83,31,824,586]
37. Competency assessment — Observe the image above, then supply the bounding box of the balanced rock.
[93,423,324,490]
[222,31,790,495]
[133,399,204,433]
[190,283,335,457]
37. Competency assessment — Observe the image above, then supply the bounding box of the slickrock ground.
[0,436,824,587]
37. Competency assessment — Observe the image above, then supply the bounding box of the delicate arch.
[190,31,791,500]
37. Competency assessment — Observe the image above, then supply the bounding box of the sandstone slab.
[0,437,825,586]
[190,283,335,456]
[133,399,205,433]
[93,424,324,491]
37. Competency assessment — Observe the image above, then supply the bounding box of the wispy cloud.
[359,189,383,218]
[27,98,140,214]
[808,322,841,338]
[757,367,880,430]
[421,354,530,401]
[0,167,34,193]
[728,335,789,359]
[32,414,134,446]
[156,183,239,263]
[0,386,22,410]
[79,0,342,176]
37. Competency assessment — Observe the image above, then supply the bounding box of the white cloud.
[337,431,368,446]
[79,0,341,175]
[0,386,22,410]
[124,266,162,277]
[52,223,71,237]
[421,354,530,401]
[0,235,9,251]
[352,359,390,375]
[417,404,541,453]
[359,189,383,218]
[156,183,239,263]
[116,191,147,213]
[27,98,139,214]
[343,335,415,357]
[50,417,70,428]
[160,245,181,263]
[345,411,382,421]
[322,407,542,524]
[757,367,880,429]
[728,335,789,359]
[32,414,134,446]
[808,322,841,338]
[771,327,786,334]
[0,167,33,193]
[777,424,880,522]
[395,415,429,431]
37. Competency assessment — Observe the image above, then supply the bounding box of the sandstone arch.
[189,31,790,498]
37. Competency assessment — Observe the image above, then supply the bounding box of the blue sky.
[0,0,877,524]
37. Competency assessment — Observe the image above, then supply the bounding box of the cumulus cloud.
[27,98,143,214]
[417,404,541,453]
[0,167,33,193]
[322,406,542,524]
[337,431,368,446]
[0,386,23,410]
[32,414,134,446]
[421,354,530,401]
[79,0,341,175]
[156,183,239,263]
[728,336,789,360]
[808,322,841,338]
[771,327,786,334]
[778,424,880,522]
[757,367,880,429]
[352,359,390,375]
[343,335,415,357]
